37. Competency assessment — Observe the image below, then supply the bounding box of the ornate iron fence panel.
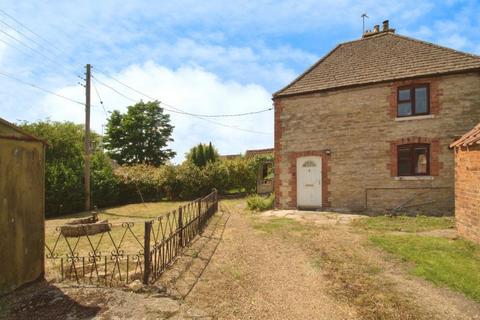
[145,189,218,283]
[44,189,219,286]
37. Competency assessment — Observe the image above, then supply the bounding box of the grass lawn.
[371,234,480,302]
[353,215,455,233]
[45,201,186,257]
[354,214,479,302]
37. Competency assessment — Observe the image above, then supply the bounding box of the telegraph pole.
[84,64,91,211]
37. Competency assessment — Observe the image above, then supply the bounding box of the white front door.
[296,156,322,208]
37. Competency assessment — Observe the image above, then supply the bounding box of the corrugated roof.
[274,32,480,97]
[450,123,480,148]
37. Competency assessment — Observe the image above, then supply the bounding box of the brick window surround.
[287,150,330,208]
[388,137,442,176]
[388,78,442,118]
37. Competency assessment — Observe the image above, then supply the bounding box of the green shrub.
[247,194,275,211]
[21,121,122,216]
[19,119,275,215]
[91,152,119,208]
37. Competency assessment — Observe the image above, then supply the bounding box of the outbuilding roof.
[274,31,480,98]
[450,123,480,148]
[0,117,48,144]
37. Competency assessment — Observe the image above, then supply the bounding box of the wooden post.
[178,207,184,248]
[213,188,218,212]
[143,221,152,284]
[84,64,91,211]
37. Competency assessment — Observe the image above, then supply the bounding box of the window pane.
[398,147,411,176]
[399,89,410,101]
[415,87,428,114]
[414,146,428,174]
[398,102,412,116]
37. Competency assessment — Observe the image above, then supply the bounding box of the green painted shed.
[0,117,46,295]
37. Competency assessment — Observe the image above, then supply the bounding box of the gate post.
[143,221,152,285]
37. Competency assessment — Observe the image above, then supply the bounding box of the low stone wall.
[455,145,480,244]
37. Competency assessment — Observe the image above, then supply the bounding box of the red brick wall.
[273,99,283,208]
[388,136,443,176]
[388,78,443,118]
[455,145,480,244]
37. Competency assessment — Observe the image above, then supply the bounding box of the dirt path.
[2,200,479,319]
[172,201,480,320]
[170,202,357,319]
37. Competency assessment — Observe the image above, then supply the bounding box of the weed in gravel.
[252,217,307,234]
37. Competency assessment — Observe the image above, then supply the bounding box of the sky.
[0,0,479,162]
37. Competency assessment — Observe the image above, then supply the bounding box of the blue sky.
[1,1,479,162]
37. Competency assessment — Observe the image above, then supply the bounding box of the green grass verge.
[354,215,455,233]
[370,234,480,302]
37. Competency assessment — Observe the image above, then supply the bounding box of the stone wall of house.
[455,145,480,243]
[274,72,480,215]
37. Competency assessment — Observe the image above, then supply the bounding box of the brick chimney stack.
[363,20,395,38]
[382,20,389,32]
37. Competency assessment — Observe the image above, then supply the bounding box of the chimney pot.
[373,25,380,33]
[382,20,389,31]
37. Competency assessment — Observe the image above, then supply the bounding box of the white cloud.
[40,62,273,163]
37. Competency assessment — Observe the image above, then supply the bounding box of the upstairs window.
[397,144,430,176]
[397,85,429,117]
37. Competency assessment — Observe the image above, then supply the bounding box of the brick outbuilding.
[450,124,480,244]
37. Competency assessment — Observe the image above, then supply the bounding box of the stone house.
[450,124,480,243]
[273,21,480,214]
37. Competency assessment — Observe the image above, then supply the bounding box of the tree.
[196,143,206,167]
[20,120,117,216]
[104,101,175,166]
[186,142,219,167]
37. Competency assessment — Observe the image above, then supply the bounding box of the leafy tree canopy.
[186,142,219,167]
[104,101,175,166]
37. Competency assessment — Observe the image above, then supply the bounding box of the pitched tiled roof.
[450,123,480,148]
[274,32,480,97]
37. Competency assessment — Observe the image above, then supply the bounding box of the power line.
[0,11,82,80]
[91,74,138,103]
[93,69,273,118]
[0,17,60,58]
[0,8,70,56]
[91,71,271,135]
[91,77,109,117]
[0,71,84,105]
[163,101,272,118]
[0,28,80,79]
